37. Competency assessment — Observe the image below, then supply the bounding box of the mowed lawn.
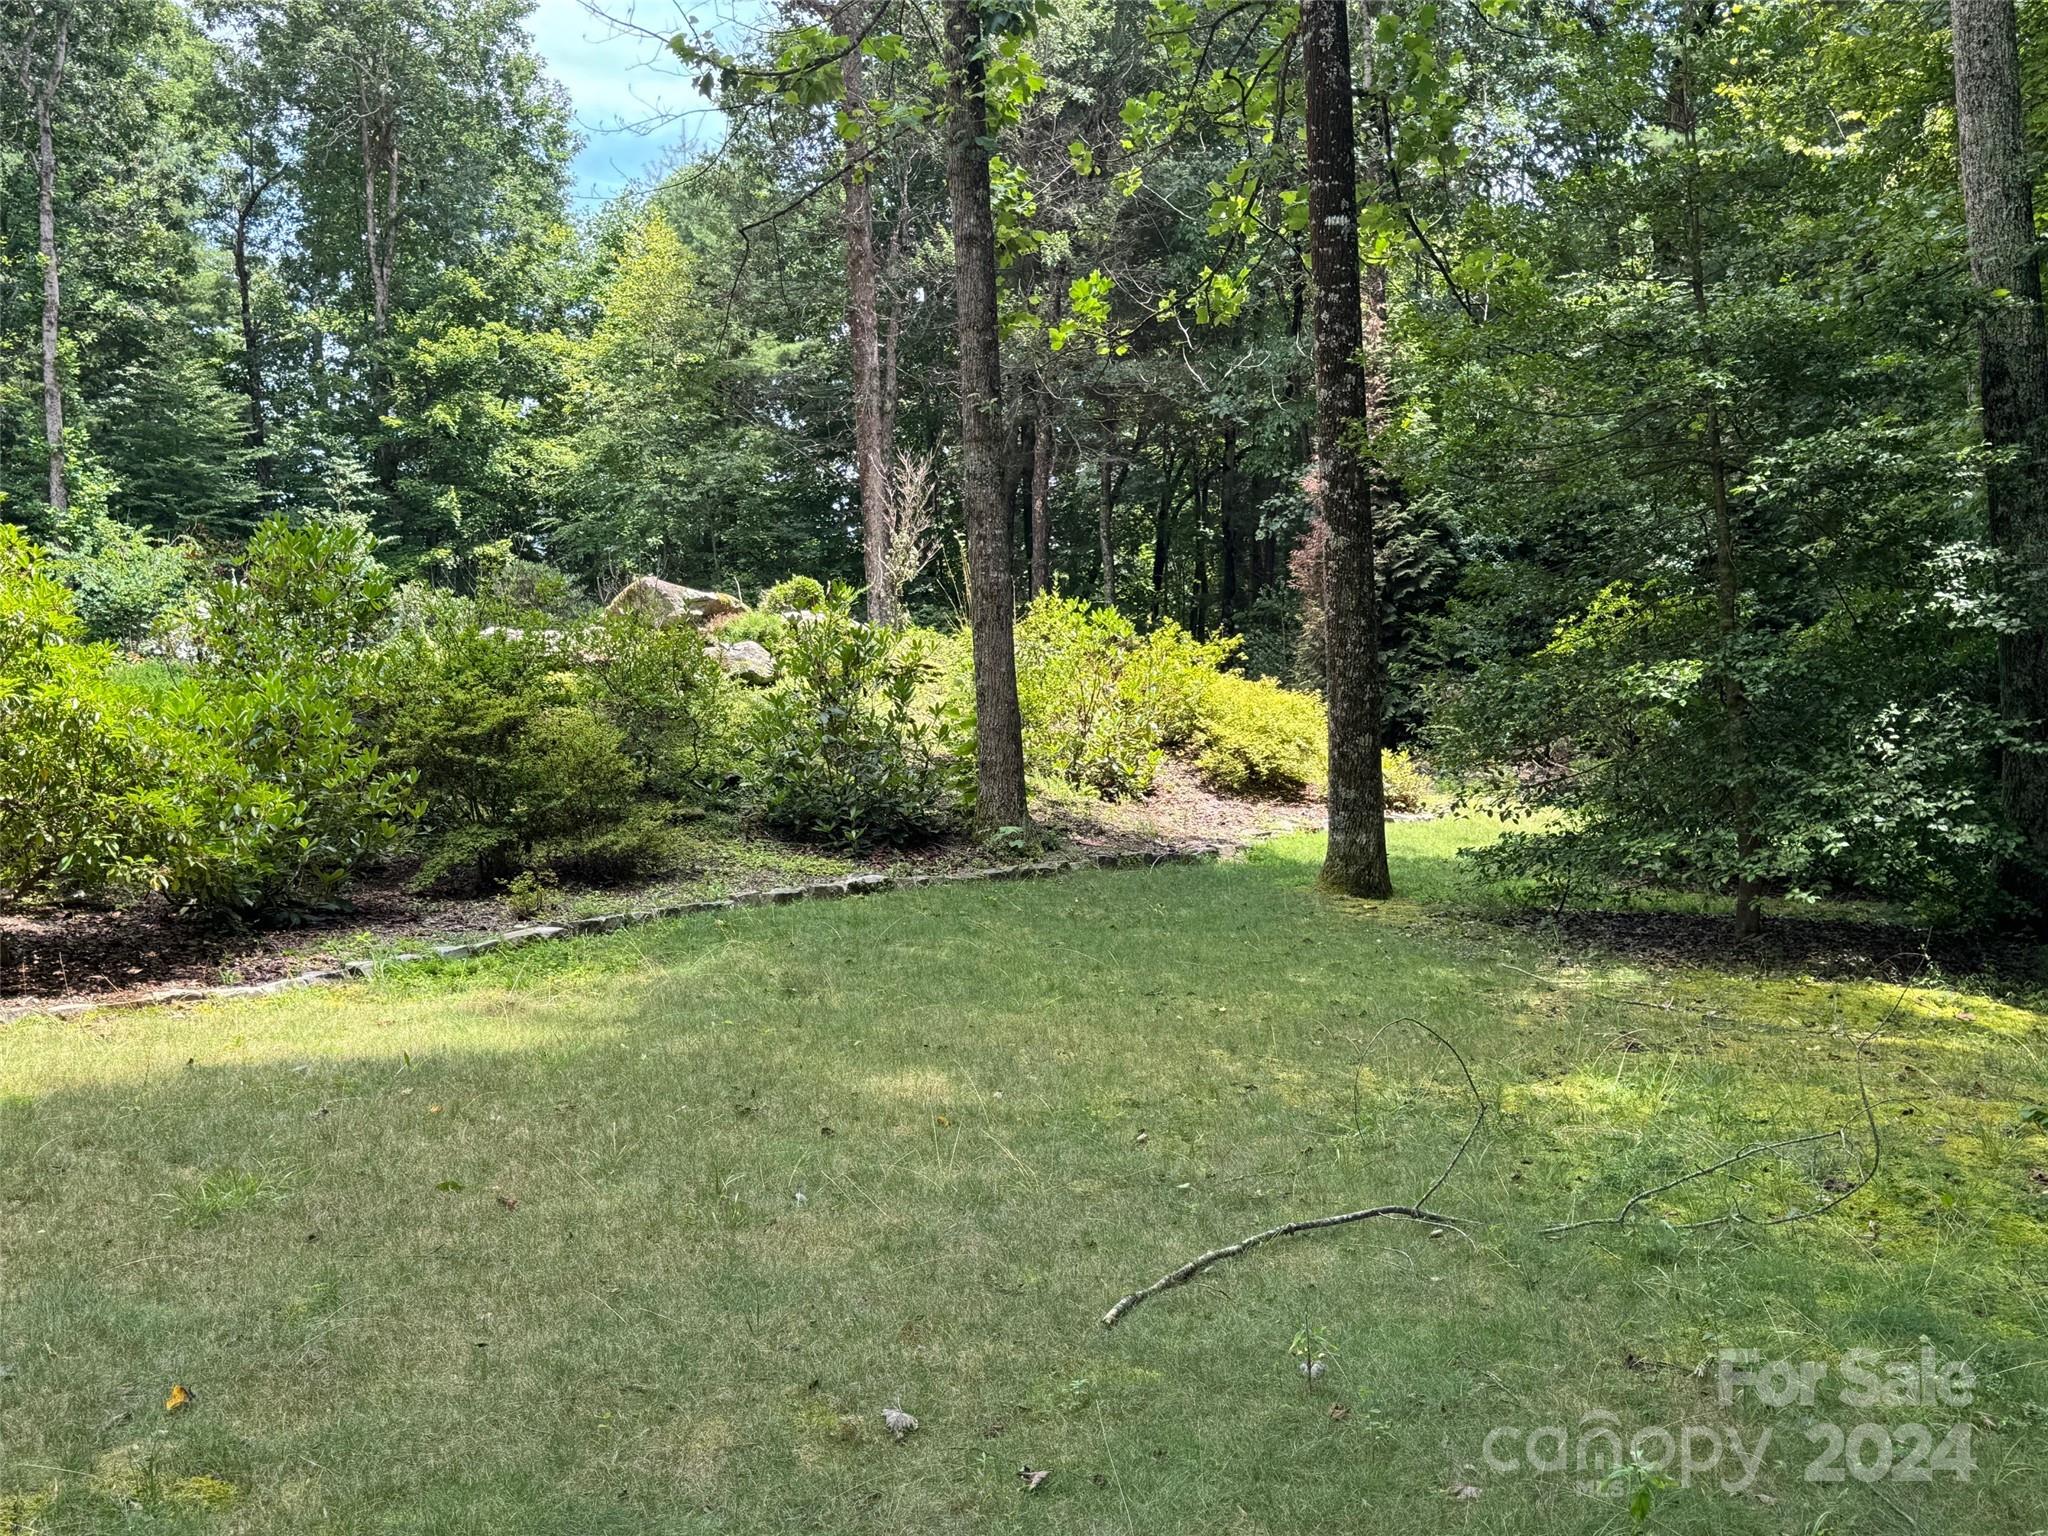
[2,824,2045,1534]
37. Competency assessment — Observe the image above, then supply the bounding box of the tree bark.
[26,15,69,519]
[944,0,1029,832]
[232,169,282,489]
[1096,412,1138,603]
[832,2,895,623]
[1029,390,1054,595]
[1672,21,1762,937]
[1219,424,1244,629]
[1099,446,1118,603]
[1951,0,2048,906]
[1303,0,1392,898]
[1151,439,1183,626]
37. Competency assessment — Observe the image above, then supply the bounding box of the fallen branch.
[1545,988,1898,1237]
[1539,1129,1848,1236]
[1101,1017,1482,1329]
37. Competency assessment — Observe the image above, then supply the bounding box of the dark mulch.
[1495,905,2047,990]
[0,878,511,1004]
[0,773,1311,1013]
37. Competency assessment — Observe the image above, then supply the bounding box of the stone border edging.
[2,844,1223,1024]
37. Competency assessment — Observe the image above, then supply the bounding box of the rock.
[605,576,748,629]
[711,639,775,682]
[501,925,566,945]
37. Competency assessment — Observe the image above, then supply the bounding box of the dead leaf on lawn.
[165,1384,194,1414]
[1018,1466,1050,1492]
[496,1194,520,1212]
[882,1408,919,1441]
[1328,1403,1350,1422]
[1447,1482,1482,1501]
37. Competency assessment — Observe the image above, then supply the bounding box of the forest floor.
[0,764,1325,1011]
[2,819,2044,1533]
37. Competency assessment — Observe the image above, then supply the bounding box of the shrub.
[136,672,415,914]
[1188,672,1431,809]
[1191,673,1327,796]
[747,589,964,848]
[186,515,394,675]
[159,515,412,913]
[379,624,676,890]
[1011,596,1233,798]
[0,527,161,901]
[51,514,193,643]
[1,523,411,914]
[503,704,676,879]
[579,612,737,797]
[1380,748,1432,814]
[718,609,791,652]
[760,574,828,614]
[470,543,582,623]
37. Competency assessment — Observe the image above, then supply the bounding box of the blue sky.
[523,0,727,205]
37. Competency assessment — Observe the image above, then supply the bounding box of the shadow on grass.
[3,854,2045,1533]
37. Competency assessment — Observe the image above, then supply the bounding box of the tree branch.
[1100,1017,1482,1328]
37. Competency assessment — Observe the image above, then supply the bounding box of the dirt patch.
[1047,760,1327,849]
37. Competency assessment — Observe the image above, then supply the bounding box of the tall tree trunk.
[1030,392,1054,596]
[28,16,69,519]
[1952,0,2048,907]
[1098,447,1118,603]
[833,2,895,623]
[944,0,1029,832]
[1303,0,1392,898]
[1673,28,1763,937]
[878,162,910,453]
[1219,424,1243,629]
[1151,440,1183,626]
[232,170,281,489]
[1191,454,1210,638]
[358,53,401,495]
[1097,413,1138,603]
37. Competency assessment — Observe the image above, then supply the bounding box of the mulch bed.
[0,771,1325,1012]
[0,880,509,1006]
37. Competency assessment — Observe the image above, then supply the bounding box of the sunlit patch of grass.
[161,1164,298,1227]
[0,820,2042,1532]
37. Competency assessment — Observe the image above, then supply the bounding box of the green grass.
[2,820,2044,1533]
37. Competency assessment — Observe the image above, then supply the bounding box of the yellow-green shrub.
[1380,747,1432,813]
[1191,673,1327,796]
[1189,672,1434,810]
[1012,596,1231,798]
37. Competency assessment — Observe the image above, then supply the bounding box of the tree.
[1302,0,1391,898]
[944,0,1028,833]
[823,0,897,624]
[1950,0,2048,913]
[1413,0,2011,925]
[6,0,71,517]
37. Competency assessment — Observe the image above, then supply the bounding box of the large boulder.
[711,639,776,683]
[605,576,748,629]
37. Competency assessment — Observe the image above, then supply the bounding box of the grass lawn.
[3,821,2045,1533]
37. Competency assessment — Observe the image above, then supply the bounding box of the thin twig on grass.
[1100,1018,1483,1328]
[1544,970,1913,1237]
